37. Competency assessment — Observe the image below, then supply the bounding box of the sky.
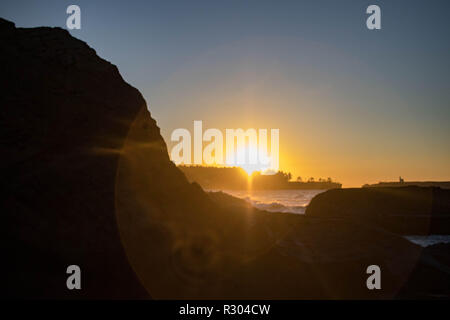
[1,0,449,187]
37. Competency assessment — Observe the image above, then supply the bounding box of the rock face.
[306,187,450,234]
[1,18,150,298]
[1,18,449,299]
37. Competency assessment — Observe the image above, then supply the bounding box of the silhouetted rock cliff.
[2,18,449,299]
[1,18,151,298]
[306,187,450,234]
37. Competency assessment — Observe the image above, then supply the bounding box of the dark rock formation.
[1,18,449,299]
[306,187,450,234]
[1,18,149,298]
[400,243,450,299]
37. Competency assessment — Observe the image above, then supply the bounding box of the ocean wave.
[404,235,450,247]
[248,199,306,214]
[216,189,322,214]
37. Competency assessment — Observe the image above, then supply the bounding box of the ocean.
[219,189,326,214]
[219,189,450,248]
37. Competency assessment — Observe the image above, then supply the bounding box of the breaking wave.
[245,198,306,214]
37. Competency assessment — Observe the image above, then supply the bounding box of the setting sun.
[225,143,273,175]
[239,163,263,175]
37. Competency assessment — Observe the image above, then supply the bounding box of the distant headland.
[363,177,450,189]
[178,165,342,190]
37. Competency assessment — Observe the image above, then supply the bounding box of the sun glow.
[225,144,272,175]
[239,163,263,175]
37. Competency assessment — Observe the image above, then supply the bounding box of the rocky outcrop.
[1,18,151,298]
[400,243,450,299]
[2,18,449,299]
[306,187,450,234]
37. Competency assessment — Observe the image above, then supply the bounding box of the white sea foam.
[249,200,306,214]
[404,235,450,247]
[218,189,326,214]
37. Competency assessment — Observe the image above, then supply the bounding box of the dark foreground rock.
[400,243,450,299]
[1,18,449,299]
[306,187,450,235]
[1,18,150,298]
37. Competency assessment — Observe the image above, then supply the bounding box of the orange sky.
[158,66,450,187]
[155,53,450,187]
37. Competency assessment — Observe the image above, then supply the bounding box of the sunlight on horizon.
[225,143,272,176]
